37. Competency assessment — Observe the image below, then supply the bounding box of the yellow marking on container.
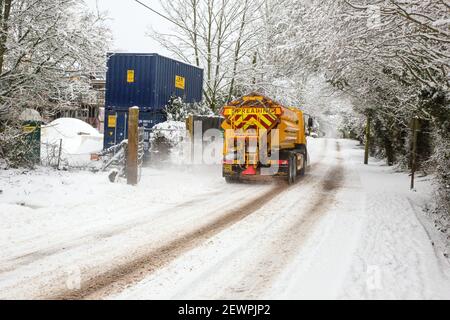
[23,125,37,133]
[108,115,117,128]
[127,70,135,83]
[175,75,185,89]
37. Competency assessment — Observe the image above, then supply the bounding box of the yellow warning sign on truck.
[127,70,135,83]
[175,75,185,89]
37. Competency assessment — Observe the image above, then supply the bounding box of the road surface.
[0,138,449,299]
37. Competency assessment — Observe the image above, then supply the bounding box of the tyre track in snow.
[0,185,273,299]
[103,139,331,299]
[0,190,226,274]
[1,177,274,276]
[48,183,288,300]
[48,140,331,300]
[220,141,344,298]
[50,140,330,300]
[0,183,274,299]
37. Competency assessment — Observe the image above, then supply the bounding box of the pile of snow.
[151,121,186,144]
[19,109,43,122]
[149,120,224,166]
[41,118,103,168]
[149,121,188,165]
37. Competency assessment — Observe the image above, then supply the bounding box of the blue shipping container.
[104,53,204,149]
[104,109,166,151]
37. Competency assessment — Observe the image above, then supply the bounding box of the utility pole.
[411,117,419,190]
[127,107,139,185]
[364,114,371,165]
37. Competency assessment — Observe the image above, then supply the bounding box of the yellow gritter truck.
[221,93,308,184]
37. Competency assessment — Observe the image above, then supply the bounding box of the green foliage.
[0,123,37,168]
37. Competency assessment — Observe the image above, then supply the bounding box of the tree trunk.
[0,0,13,75]
[227,0,249,102]
[192,0,200,67]
[206,0,213,111]
[411,117,419,190]
[384,136,395,166]
[364,114,371,165]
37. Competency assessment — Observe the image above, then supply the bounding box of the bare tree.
[149,0,261,112]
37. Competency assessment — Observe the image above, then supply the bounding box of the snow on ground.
[0,163,272,299]
[272,140,450,300]
[0,138,449,300]
[112,139,450,300]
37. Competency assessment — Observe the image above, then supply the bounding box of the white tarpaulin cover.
[41,118,103,167]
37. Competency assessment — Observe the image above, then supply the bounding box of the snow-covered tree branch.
[149,0,261,112]
[0,0,111,167]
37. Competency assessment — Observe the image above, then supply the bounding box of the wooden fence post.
[127,107,139,185]
[364,114,371,165]
[57,139,63,170]
[411,117,419,190]
[186,115,195,164]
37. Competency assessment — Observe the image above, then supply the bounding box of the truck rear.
[221,93,308,184]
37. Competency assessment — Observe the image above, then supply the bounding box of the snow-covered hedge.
[149,121,188,165]
[164,97,214,122]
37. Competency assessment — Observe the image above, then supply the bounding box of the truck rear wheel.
[288,155,297,185]
[299,153,307,177]
[225,177,239,184]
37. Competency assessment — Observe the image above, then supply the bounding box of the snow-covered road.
[0,138,449,300]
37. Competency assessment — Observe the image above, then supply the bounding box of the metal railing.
[99,140,128,182]
[98,126,146,183]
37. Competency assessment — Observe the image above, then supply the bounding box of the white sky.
[84,0,172,56]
